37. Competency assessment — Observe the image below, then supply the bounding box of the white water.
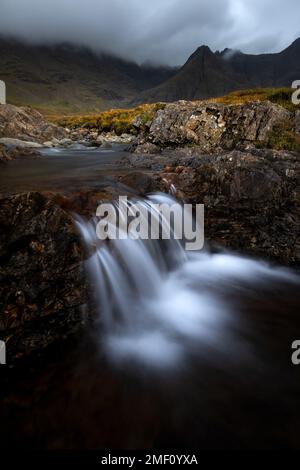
[76,193,299,370]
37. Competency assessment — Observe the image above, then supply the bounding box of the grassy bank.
[212,87,299,111]
[49,87,299,150]
[52,103,166,135]
[215,88,299,151]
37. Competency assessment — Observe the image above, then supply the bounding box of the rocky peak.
[186,45,215,65]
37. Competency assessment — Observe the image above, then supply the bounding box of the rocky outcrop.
[0,192,88,362]
[0,104,67,143]
[121,147,300,266]
[137,38,300,104]
[133,101,292,152]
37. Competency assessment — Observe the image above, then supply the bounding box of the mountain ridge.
[137,38,300,104]
[0,37,177,114]
[0,37,299,113]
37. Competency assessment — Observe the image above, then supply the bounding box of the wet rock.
[121,148,300,266]
[119,172,161,195]
[180,150,300,265]
[0,192,88,362]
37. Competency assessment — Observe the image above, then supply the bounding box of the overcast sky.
[0,0,300,65]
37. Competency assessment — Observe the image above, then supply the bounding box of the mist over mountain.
[1,0,300,113]
[0,36,299,113]
[0,38,176,113]
[1,0,300,66]
[138,38,300,103]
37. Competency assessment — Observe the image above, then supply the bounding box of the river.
[0,145,130,192]
[1,146,300,450]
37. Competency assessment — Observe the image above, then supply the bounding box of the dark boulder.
[121,148,300,266]
[0,192,88,362]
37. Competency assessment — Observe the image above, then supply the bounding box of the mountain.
[138,38,300,103]
[0,38,176,114]
[1,37,300,113]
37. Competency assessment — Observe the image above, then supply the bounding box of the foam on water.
[76,193,299,370]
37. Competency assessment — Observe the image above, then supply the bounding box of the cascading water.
[76,193,299,370]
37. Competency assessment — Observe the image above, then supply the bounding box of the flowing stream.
[76,193,299,372]
[2,152,300,449]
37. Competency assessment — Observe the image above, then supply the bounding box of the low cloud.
[0,0,299,65]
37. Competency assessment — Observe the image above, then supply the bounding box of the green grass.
[213,88,300,151]
[264,120,300,152]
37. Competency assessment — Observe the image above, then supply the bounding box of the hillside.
[1,37,300,114]
[138,39,300,103]
[0,38,176,114]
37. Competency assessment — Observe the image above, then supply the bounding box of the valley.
[1,37,300,114]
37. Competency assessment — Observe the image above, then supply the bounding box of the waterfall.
[76,193,299,370]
